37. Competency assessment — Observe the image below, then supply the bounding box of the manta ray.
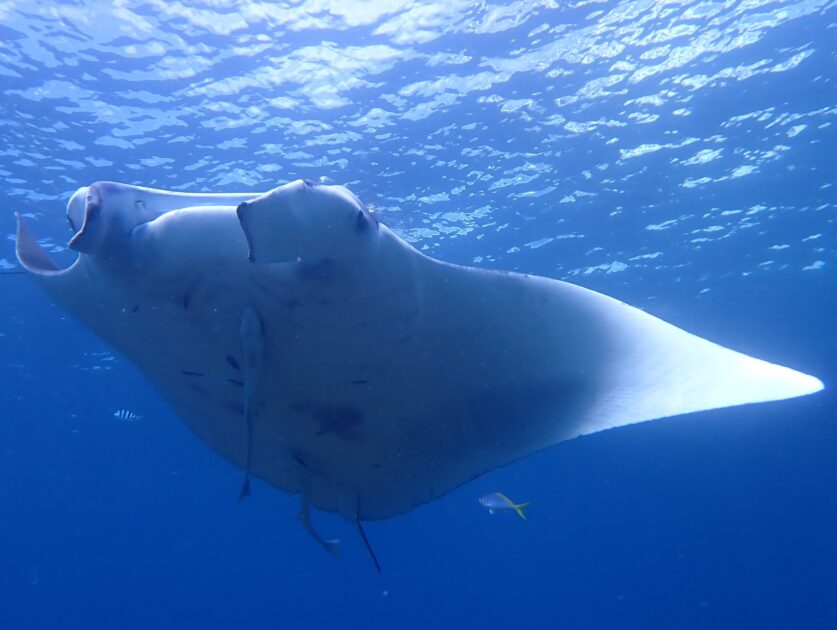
[15,179,823,569]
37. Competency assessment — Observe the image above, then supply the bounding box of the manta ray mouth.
[65,185,89,238]
[67,185,104,254]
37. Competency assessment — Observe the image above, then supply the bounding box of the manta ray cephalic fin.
[237,305,264,504]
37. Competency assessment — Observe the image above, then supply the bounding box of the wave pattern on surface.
[0,0,834,290]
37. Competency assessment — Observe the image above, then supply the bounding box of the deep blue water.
[1,1,835,628]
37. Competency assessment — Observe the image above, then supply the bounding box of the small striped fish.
[113,409,142,422]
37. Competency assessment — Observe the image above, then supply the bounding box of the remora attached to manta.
[16,179,823,565]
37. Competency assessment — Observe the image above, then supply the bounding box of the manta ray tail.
[356,518,382,573]
[237,305,264,504]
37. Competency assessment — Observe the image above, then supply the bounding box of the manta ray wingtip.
[802,373,825,395]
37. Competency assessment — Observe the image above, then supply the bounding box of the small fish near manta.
[14,179,824,571]
[480,492,529,520]
[113,409,142,422]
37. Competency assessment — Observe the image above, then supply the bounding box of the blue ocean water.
[0,0,835,627]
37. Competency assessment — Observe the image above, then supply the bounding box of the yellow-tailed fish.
[479,492,529,520]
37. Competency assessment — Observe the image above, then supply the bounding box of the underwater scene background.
[0,1,835,628]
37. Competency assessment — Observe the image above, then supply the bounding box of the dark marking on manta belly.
[250,274,292,303]
[180,280,203,312]
[226,355,240,370]
[187,381,210,396]
[295,257,335,282]
[470,379,597,445]
[186,381,244,415]
[314,405,364,441]
[181,370,204,377]
[330,378,369,386]
[290,401,365,441]
[291,450,325,476]
[369,306,421,326]
[228,379,244,387]
[130,305,139,313]
[220,399,245,415]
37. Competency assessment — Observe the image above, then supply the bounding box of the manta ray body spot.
[290,401,365,441]
[185,380,244,416]
[186,380,210,396]
[313,405,364,441]
[295,257,336,283]
[293,452,314,470]
[219,399,245,416]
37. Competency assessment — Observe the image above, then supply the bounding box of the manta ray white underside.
[16,179,822,564]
